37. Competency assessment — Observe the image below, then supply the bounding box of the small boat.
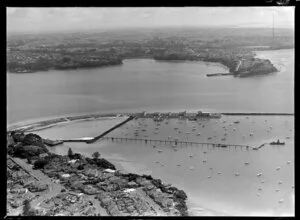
[156,161,160,163]
[250,133,254,136]
[197,133,201,136]
[153,145,156,148]
[158,150,163,153]
[235,173,240,176]
[244,162,250,165]
[190,166,194,170]
[207,176,211,179]
[221,138,226,141]
[257,173,262,177]
[287,161,291,164]
[285,136,290,139]
[276,167,281,171]
[279,199,284,203]
[177,164,181,166]
[234,120,240,124]
[258,187,262,191]
[189,154,193,158]
[261,180,265,183]
[217,172,222,175]
[203,151,207,154]
[270,139,285,145]
[207,137,212,140]
[203,160,207,163]
[276,189,280,192]
[278,180,283,184]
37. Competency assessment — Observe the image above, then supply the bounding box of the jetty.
[206,73,233,77]
[100,136,253,150]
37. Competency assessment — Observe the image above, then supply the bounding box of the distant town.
[7,28,293,77]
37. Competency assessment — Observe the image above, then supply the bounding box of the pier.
[100,136,253,150]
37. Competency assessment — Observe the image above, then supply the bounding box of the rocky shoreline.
[7,131,188,216]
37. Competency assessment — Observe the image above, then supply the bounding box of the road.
[9,157,63,209]
[235,60,242,72]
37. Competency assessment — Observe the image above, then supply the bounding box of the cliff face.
[235,58,278,77]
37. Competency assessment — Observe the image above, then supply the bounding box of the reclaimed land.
[7,131,188,216]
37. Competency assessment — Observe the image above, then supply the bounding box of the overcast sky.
[7,7,294,33]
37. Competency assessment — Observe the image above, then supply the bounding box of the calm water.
[8,49,294,216]
[34,116,294,216]
[7,49,294,124]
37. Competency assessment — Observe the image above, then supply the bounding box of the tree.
[92,151,100,160]
[33,159,48,169]
[23,199,35,216]
[68,148,73,158]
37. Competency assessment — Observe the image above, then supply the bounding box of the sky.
[6,7,294,34]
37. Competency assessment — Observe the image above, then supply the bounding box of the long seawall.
[221,113,294,116]
[85,116,135,144]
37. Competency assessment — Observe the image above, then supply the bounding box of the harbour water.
[8,49,294,216]
[7,49,294,124]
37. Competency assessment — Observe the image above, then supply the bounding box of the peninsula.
[7,28,293,77]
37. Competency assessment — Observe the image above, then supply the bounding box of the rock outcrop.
[235,58,278,77]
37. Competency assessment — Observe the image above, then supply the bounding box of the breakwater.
[221,113,294,116]
[86,116,135,144]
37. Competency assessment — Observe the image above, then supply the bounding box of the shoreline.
[8,111,294,133]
